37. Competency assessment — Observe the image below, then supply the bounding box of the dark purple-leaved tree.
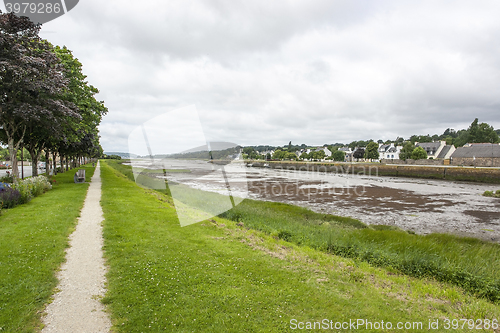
[0,12,77,180]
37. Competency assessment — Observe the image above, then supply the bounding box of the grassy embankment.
[102,160,500,332]
[0,165,95,332]
[109,159,500,303]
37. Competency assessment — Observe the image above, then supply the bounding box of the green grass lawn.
[220,199,500,304]
[0,165,95,332]
[101,160,500,332]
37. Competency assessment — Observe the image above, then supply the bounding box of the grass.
[0,164,95,332]
[102,160,500,332]
[219,198,500,304]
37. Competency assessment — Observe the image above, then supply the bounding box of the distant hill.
[104,152,139,159]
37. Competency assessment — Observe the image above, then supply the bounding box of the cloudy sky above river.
[17,0,500,153]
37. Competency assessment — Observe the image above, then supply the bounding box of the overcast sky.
[14,0,500,153]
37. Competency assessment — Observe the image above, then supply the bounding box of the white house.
[378,143,402,160]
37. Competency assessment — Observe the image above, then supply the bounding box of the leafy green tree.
[272,149,286,160]
[0,13,75,180]
[364,142,379,160]
[299,152,309,160]
[399,142,415,161]
[49,46,108,173]
[332,150,345,161]
[411,146,428,160]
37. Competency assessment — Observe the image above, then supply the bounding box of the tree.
[411,146,428,160]
[272,149,286,160]
[353,148,365,160]
[332,150,345,161]
[285,152,297,160]
[47,45,107,174]
[0,13,75,180]
[364,142,379,160]
[399,142,415,161]
[299,152,309,160]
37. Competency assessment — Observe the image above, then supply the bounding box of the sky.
[8,0,500,153]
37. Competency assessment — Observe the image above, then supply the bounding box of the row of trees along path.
[0,12,107,181]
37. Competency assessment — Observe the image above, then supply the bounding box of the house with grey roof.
[450,143,500,167]
[339,147,353,162]
[378,143,402,160]
[415,141,448,159]
[436,144,456,159]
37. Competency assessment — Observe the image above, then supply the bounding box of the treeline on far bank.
[0,12,107,180]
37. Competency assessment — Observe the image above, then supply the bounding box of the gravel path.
[42,162,111,332]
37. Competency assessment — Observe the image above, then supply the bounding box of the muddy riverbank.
[128,159,500,242]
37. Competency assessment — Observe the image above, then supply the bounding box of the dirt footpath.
[42,162,111,332]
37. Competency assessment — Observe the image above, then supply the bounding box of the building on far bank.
[339,147,353,162]
[378,143,402,160]
[450,143,500,167]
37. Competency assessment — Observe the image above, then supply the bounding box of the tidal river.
[130,159,500,242]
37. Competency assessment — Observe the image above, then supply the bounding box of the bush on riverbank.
[483,190,500,198]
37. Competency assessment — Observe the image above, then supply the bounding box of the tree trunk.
[27,147,42,177]
[60,153,64,172]
[7,136,20,181]
[4,123,26,182]
[51,151,56,175]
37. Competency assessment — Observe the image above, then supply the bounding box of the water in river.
[128,159,500,242]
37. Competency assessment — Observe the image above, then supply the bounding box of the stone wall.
[250,161,500,183]
[451,157,500,167]
[381,159,444,165]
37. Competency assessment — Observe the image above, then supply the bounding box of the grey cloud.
[40,0,500,152]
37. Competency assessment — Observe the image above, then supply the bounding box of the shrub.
[0,174,14,183]
[13,181,33,204]
[483,190,500,198]
[12,175,52,204]
[0,187,21,208]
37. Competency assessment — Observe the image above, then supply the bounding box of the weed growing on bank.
[483,190,500,198]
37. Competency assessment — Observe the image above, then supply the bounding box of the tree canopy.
[411,146,428,160]
[0,12,107,179]
[364,142,379,160]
